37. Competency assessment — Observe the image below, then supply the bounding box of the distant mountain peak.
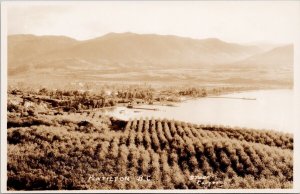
[202,37,223,42]
[8,32,283,77]
[7,33,293,87]
[101,32,137,38]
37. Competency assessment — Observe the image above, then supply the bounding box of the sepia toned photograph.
[1,1,300,192]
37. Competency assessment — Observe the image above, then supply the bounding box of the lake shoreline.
[107,89,294,133]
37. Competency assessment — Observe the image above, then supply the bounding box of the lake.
[107,89,295,133]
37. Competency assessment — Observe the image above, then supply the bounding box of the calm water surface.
[108,89,294,133]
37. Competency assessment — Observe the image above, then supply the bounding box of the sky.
[4,1,300,44]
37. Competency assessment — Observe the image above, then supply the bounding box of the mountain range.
[7,32,293,87]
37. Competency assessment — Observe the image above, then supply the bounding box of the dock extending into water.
[207,96,256,100]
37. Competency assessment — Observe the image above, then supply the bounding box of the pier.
[207,96,256,100]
